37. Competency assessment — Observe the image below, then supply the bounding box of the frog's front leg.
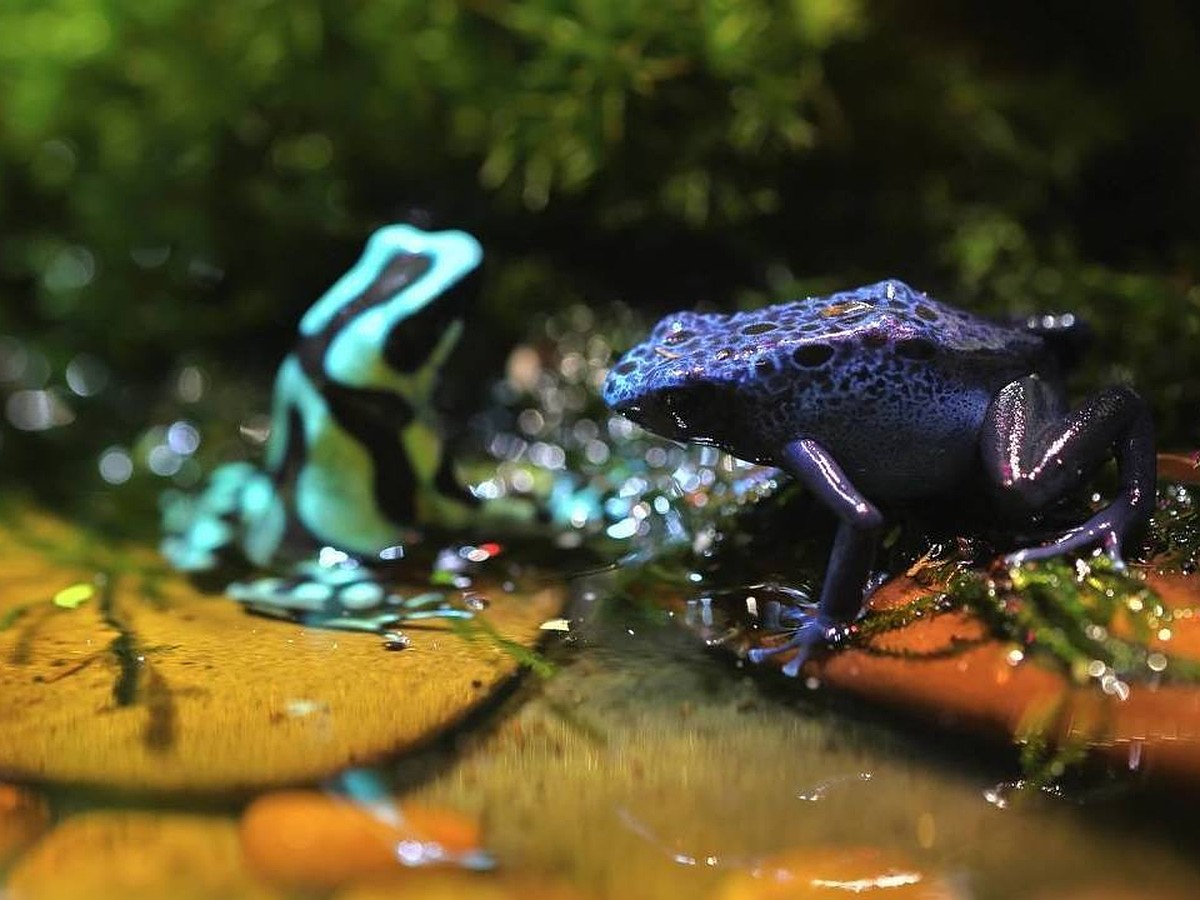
[747,438,883,676]
[981,376,1155,567]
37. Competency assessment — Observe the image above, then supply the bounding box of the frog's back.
[759,282,1045,492]
[606,280,1048,497]
[708,281,1035,372]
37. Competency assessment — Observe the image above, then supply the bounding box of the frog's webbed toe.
[983,377,1155,568]
[160,462,285,571]
[747,614,843,677]
[1005,498,1139,570]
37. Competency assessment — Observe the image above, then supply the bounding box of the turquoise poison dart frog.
[603,280,1155,674]
[161,225,484,623]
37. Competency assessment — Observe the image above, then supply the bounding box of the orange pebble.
[713,846,959,900]
[239,790,483,891]
[0,782,51,866]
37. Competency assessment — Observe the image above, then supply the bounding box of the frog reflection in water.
[602,280,1156,674]
[161,225,487,624]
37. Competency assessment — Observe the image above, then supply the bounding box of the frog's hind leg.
[747,438,883,676]
[981,376,1155,567]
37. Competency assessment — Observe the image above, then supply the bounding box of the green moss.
[451,615,557,679]
[917,553,1200,686]
[847,481,1200,688]
[1148,480,1200,574]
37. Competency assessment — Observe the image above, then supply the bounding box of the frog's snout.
[619,391,693,441]
[600,361,634,411]
[604,386,644,425]
[613,401,642,422]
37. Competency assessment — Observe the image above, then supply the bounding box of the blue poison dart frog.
[603,279,1156,675]
[160,225,488,628]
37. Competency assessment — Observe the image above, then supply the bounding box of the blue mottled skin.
[605,280,1043,496]
[604,279,1156,674]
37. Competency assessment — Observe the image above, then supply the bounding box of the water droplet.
[147,443,183,476]
[383,632,411,651]
[131,245,171,268]
[43,245,96,292]
[166,420,200,455]
[239,413,272,445]
[176,365,207,402]
[65,353,109,396]
[187,257,224,284]
[98,446,133,484]
[6,389,74,431]
[517,408,545,436]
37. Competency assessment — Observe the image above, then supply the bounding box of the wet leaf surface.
[668,452,1200,789]
[805,571,1200,785]
[681,566,1200,792]
[0,507,564,795]
[5,461,1200,897]
[711,845,958,899]
[7,574,1200,897]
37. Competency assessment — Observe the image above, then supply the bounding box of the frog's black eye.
[791,343,834,367]
[896,338,937,361]
[613,360,638,376]
[382,261,479,373]
[914,303,940,322]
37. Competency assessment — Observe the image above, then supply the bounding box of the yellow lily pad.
[0,506,563,794]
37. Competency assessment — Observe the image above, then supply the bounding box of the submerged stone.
[240,791,485,891]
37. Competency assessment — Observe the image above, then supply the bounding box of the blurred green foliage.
[0,0,1198,500]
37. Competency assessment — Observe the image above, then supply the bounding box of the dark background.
[1,0,1197,514]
